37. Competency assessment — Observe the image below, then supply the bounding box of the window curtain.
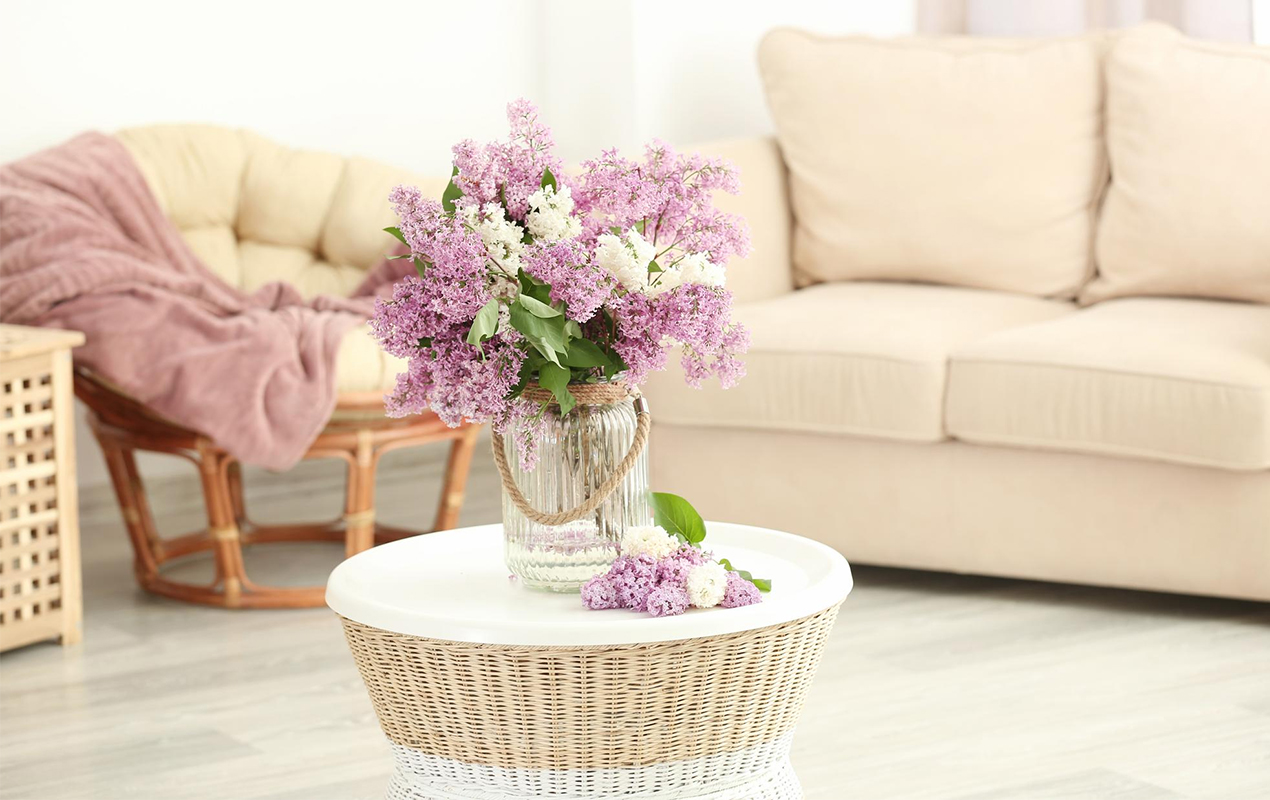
[917,0,1256,42]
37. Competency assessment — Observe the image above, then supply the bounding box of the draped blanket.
[0,133,402,470]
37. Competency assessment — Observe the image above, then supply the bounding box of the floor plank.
[2,444,1268,799]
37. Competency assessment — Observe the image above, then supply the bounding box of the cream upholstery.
[652,428,1270,602]
[757,29,1106,298]
[648,23,1270,601]
[694,137,795,305]
[642,282,1072,442]
[947,298,1270,471]
[1087,24,1270,305]
[116,124,438,394]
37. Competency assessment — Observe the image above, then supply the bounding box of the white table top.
[326,522,852,646]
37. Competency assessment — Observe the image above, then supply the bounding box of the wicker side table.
[0,324,85,652]
[327,522,853,800]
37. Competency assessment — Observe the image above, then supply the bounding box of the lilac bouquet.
[370,100,751,468]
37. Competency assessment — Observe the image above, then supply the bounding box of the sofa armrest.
[692,135,795,304]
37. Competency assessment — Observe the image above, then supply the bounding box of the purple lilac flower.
[720,571,763,609]
[581,574,620,610]
[654,546,710,586]
[605,555,658,611]
[522,241,614,323]
[646,583,691,617]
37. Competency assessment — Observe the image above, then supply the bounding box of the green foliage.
[560,338,611,369]
[509,302,568,366]
[383,226,408,245]
[414,257,429,279]
[466,299,500,348]
[718,557,772,593]
[517,294,561,319]
[537,362,574,415]
[541,166,557,191]
[441,166,463,213]
[650,492,706,545]
[647,259,663,273]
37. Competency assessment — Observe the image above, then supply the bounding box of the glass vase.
[501,392,650,592]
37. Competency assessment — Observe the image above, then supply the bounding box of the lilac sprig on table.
[581,493,770,617]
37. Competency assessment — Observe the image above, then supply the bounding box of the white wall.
[0,0,544,170]
[540,0,915,160]
[2,0,914,487]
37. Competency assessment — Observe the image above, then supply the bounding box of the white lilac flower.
[526,185,582,242]
[675,251,725,288]
[463,202,525,272]
[620,524,678,560]
[685,561,728,608]
[596,230,657,293]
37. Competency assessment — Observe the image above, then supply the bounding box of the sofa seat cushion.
[643,282,1073,442]
[947,298,1270,471]
[335,322,405,396]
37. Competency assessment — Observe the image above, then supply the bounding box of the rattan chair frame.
[75,369,481,609]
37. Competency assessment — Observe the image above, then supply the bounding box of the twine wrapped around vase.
[491,383,650,527]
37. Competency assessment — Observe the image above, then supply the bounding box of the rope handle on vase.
[490,387,651,527]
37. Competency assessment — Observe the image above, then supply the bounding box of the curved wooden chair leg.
[226,461,246,525]
[97,438,160,580]
[433,425,481,532]
[344,431,376,558]
[196,443,246,607]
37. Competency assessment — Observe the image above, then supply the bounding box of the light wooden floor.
[2,439,1269,800]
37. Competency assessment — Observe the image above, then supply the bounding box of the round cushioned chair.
[76,124,479,609]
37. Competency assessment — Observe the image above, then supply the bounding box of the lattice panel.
[0,360,63,633]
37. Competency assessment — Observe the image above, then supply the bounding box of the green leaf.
[650,492,707,545]
[386,253,412,260]
[608,225,623,236]
[441,166,462,213]
[560,338,612,369]
[465,299,500,347]
[647,259,663,273]
[717,558,772,593]
[540,166,557,191]
[414,257,429,279]
[517,294,562,319]
[509,303,568,366]
[565,320,582,340]
[633,219,647,235]
[383,226,408,245]
[537,362,575,416]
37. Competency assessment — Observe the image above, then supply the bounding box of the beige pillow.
[758,29,1106,298]
[1087,23,1270,306]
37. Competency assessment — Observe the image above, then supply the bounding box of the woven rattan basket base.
[341,604,840,799]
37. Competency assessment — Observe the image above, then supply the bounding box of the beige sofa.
[644,23,1270,601]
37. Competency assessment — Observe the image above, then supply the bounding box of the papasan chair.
[71,125,481,609]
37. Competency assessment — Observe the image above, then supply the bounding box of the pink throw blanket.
[0,133,405,470]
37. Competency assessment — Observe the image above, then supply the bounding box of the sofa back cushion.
[1086,23,1270,306]
[116,125,445,298]
[758,30,1106,298]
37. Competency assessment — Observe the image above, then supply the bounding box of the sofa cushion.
[643,282,1073,442]
[1087,24,1270,305]
[757,29,1105,298]
[946,298,1270,471]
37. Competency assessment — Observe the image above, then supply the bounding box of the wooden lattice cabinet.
[0,325,85,652]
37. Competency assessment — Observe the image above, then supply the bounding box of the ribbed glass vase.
[501,393,650,592]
